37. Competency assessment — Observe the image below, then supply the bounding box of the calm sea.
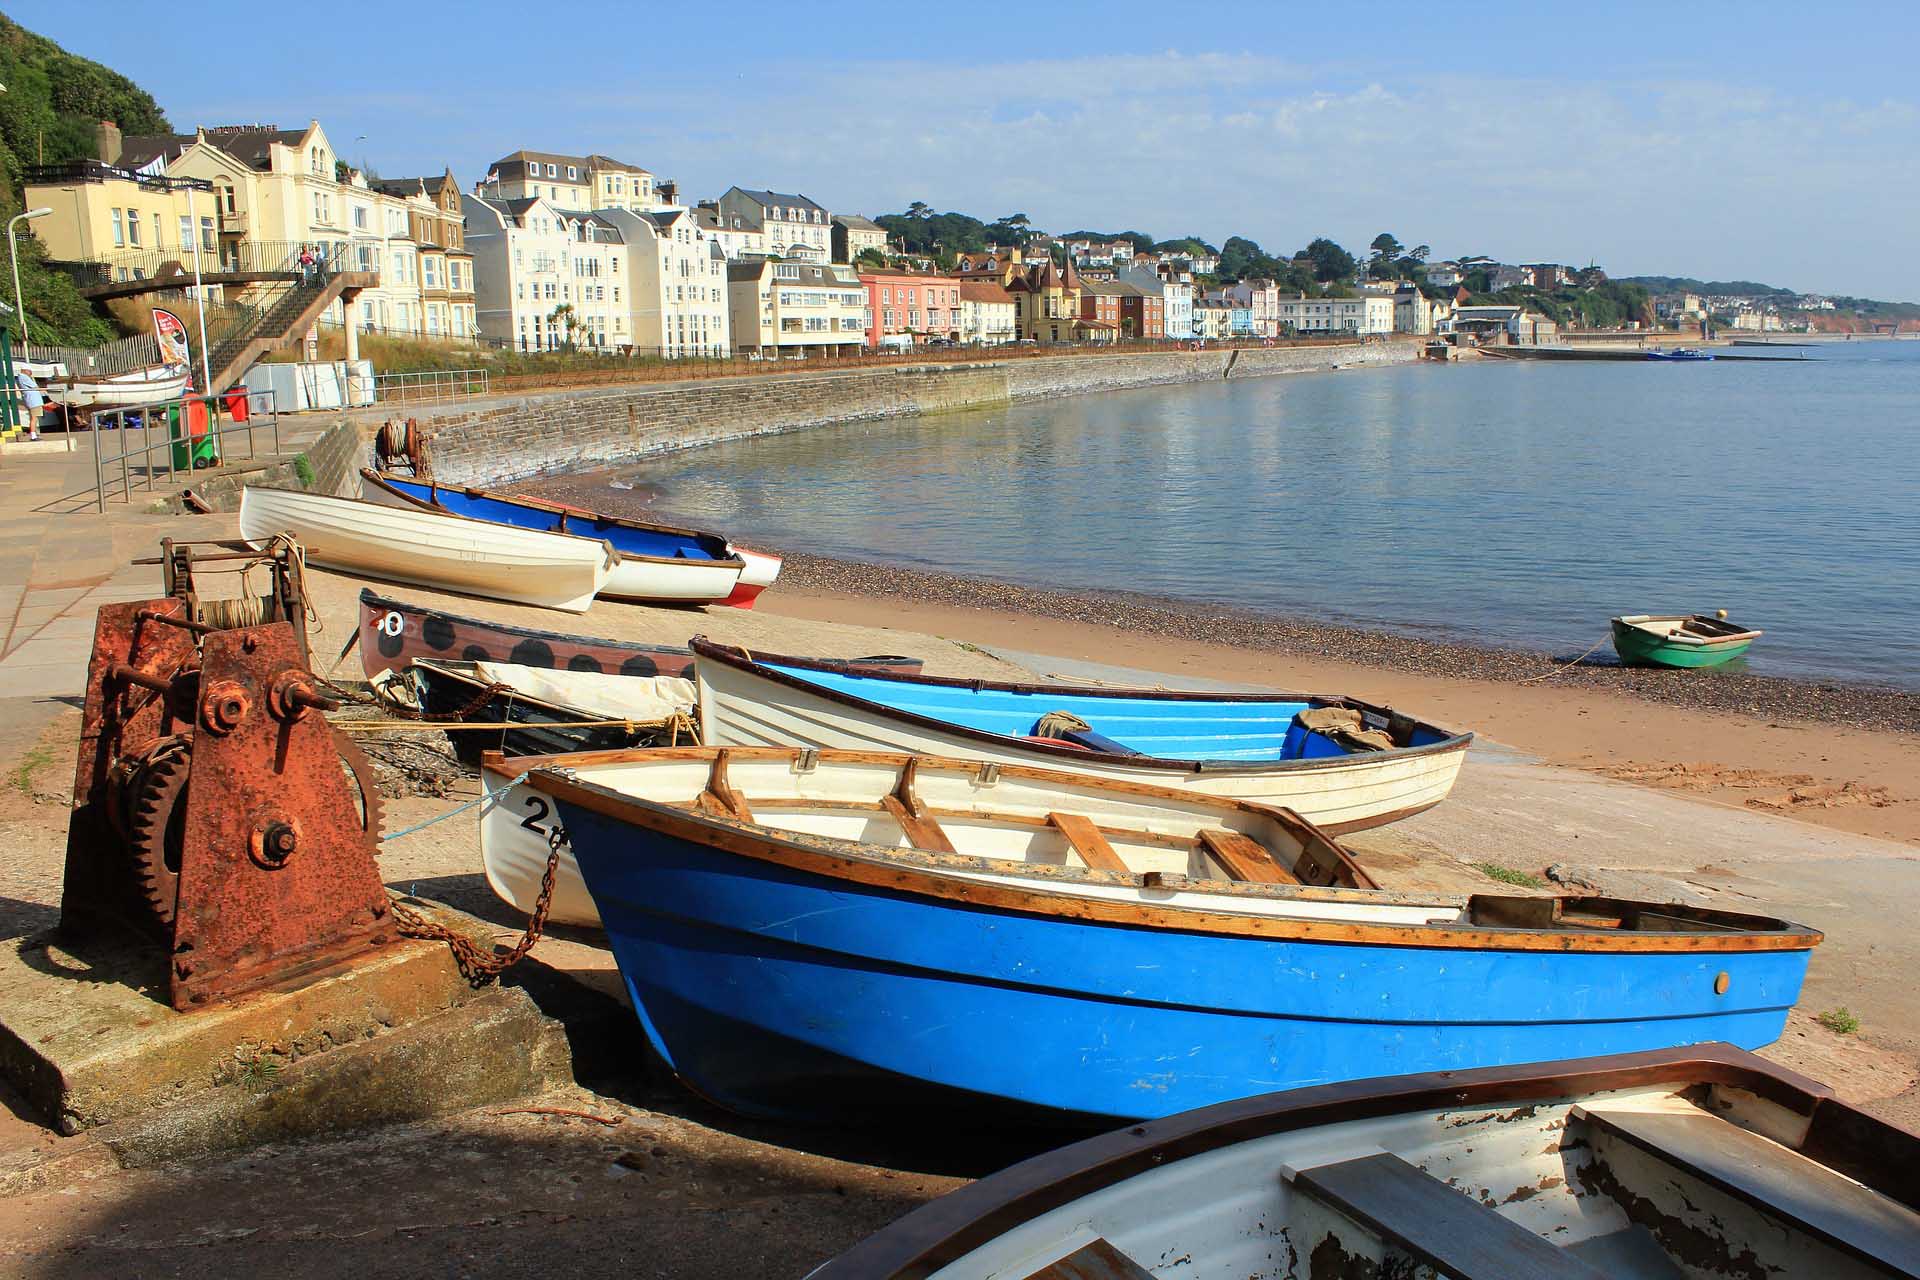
[591,340,1920,689]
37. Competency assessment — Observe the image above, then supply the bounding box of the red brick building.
[1114,280,1165,338]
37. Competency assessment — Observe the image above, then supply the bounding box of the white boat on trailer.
[689,638,1472,833]
[237,485,618,614]
[23,360,192,413]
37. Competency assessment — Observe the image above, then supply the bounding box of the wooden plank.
[1294,1152,1608,1280]
[881,795,956,853]
[1580,1106,1920,1276]
[1047,812,1129,874]
[1023,1237,1156,1280]
[1197,828,1300,884]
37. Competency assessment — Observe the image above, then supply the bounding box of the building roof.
[489,149,651,177]
[117,133,195,169]
[727,187,826,216]
[833,213,885,232]
[198,124,313,170]
[370,176,432,197]
[957,281,1014,305]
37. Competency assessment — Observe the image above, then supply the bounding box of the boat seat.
[1196,828,1299,884]
[1017,1237,1155,1279]
[1576,1105,1920,1277]
[1292,1152,1609,1280]
[1047,812,1128,874]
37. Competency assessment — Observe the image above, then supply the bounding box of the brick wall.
[390,341,1419,487]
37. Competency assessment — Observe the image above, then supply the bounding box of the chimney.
[96,120,123,165]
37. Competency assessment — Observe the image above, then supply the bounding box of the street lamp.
[9,207,52,360]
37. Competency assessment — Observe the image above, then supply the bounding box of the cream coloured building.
[479,150,671,213]
[28,119,475,339]
[596,208,731,357]
[727,259,866,358]
[716,187,832,262]
[956,281,1017,345]
[464,195,628,352]
[689,205,765,260]
[1274,292,1395,335]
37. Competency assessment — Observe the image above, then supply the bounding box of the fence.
[21,333,163,378]
[371,369,490,405]
[86,391,283,513]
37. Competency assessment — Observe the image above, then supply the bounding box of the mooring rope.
[1518,633,1611,684]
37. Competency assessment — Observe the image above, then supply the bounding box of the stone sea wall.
[383,340,1420,488]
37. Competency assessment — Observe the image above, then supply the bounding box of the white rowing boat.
[237,486,618,613]
[479,744,1385,930]
[689,639,1473,833]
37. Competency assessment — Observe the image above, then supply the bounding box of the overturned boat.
[690,638,1472,832]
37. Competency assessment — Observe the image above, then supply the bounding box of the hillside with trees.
[0,15,171,345]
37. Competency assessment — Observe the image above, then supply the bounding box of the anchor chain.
[390,827,564,982]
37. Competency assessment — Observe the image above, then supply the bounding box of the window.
[546,163,557,177]
[179,215,194,249]
[201,217,215,250]
[126,210,141,246]
[566,166,577,180]
[152,213,162,247]
[352,205,368,230]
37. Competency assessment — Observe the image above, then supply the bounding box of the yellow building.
[26,119,475,339]
[481,150,669,213]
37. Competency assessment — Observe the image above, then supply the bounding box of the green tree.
[1367,233,1403,280]
[906,201,932,219]
[855,246,889,269]
[1301,237,1357,284]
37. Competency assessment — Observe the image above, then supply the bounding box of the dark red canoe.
[355,589,922,681]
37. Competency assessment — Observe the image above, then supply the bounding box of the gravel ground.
[766,551,1920,735]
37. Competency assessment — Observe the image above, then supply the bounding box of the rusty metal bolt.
[260,822,298,865]
[268,671,338,722]
[200,680,251,735]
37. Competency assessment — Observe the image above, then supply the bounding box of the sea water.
[591,340,1920,689]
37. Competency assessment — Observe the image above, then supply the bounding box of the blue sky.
[25,1,1920,298]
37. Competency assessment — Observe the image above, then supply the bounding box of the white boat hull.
[239,486,616,613]
[48,364,193,411]
[601,556,743,604]
[724,546,782,607]
[695,658,1467,832]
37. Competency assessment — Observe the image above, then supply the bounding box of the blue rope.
[381,771,530,844]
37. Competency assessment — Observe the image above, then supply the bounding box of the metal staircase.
[203,274,357,394]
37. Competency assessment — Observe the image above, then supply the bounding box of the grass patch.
[9,746,53,797]
[1473,862,1545,889]
[291,454,316,487]
[1817,1007,1860,1036]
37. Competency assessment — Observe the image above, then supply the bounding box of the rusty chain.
[390,827,563,981]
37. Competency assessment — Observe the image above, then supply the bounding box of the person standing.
[15,368,43,441]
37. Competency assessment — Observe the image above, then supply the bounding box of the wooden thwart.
[1048,812,1128,873]
[1578,1106,1920,1276]
[1197,828,1299,884]
[1293,1152,1608,1280]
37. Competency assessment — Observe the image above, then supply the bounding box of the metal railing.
[87,391,283,513]
[371,369,489,405]
[51,239,374,290]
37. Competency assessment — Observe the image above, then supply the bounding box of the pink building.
[860,268,962,346]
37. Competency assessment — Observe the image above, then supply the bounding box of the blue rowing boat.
[531,747,1819,1126]
[360,470,781,606]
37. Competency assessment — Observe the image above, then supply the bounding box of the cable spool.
[199,595,279,630]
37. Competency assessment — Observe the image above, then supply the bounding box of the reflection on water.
[589,341,1920,689]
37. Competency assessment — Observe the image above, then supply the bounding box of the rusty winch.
[62,537,396,1010]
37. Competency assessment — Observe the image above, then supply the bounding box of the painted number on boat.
[377,611,407,638]
[519,795,568,849]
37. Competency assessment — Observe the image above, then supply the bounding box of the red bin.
[223,386,251,423]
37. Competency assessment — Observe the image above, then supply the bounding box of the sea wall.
[394,340,1419,487]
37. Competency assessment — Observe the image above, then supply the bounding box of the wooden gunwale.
[690,637,1473,775]
[523,749,1819,953]
[1613,615,1764,645]
[806,1045,1877,1280]
[361,470,744,573]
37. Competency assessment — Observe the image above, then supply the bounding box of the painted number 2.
[519,795,568,850]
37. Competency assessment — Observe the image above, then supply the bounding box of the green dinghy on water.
[1611,613,1763,669]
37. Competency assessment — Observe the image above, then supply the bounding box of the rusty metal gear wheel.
[334,731,386,845]
[126,745,191,926]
